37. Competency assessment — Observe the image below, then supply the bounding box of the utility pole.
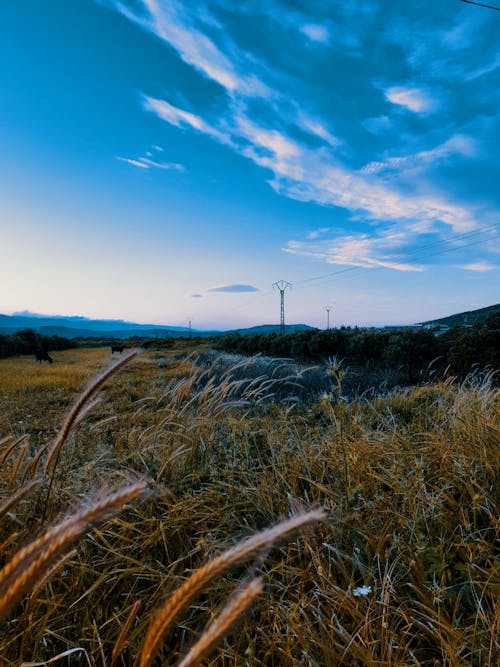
[273,280,292,334]
[325,306,331,330]
[188,320,192,340]
[324,302,335,330]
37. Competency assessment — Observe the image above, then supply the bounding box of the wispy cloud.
[361,134,476,176]
[466,52,500,81]
[208,284,259,293]
[459,261,497,272]
[300,23,330,44]
[143,93,480,240]
[298,114,340,147]
[111,0,498,273]
[385,86,440,113]
[117,157,149,169]
[110,0,270,97]
[144,97,208,132]
[306,227,331,240]
[117,146,185,172]
[284,233,425,272]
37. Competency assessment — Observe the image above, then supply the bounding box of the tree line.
[0,329,77,359]
[215,313,500,382]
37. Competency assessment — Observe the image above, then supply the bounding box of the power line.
[292,222,500,290]
[294,231,499,292]
[196,222,499,327]
[458,0,500,11]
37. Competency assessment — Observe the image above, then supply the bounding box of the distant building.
[422,323,450,334]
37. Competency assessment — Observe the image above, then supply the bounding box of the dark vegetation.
[0,329,76,359]
[215,312,500,383]
[2,314,498,394]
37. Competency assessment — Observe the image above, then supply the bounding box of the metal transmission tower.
[325,306,332,330]
[273,280,292,334]
[324,303,335,330]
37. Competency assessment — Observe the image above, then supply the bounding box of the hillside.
[419,303,499,328]
[0,312,314,339]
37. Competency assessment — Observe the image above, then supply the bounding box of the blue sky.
[1,0,499,329]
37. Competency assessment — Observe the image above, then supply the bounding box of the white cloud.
[300,23,330,44]
[299,115,340,146]
[208,284,259,293]
[113,0,494,271]
[284,234,425,272]
[117,148,185,172]
[459,261,497,272]
[236,116,300,161]
[140,0,239,90]
[117,157,149,169]
[112,0,270,97]
[143,96,207,131]
[306,227,331,240]
[361,134,477,175]
[385,86,439,113]
[466,53,500,81]
[141,157,185,171]
[142,93,480,237]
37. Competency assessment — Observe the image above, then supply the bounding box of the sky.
[0,0,499,329]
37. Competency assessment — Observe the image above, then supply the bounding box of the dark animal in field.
[111,345,125,354]
[34,349,53,363]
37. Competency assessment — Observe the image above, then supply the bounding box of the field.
[0,346,498,666]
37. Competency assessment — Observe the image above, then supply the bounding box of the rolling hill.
[419,303,499,328]
[0,313,314,339]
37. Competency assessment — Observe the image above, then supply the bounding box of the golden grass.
[175,578,264,667]
[139,510,325,667]
[0,348,498,665]
[0,482,148,622]
[0,348,109,394]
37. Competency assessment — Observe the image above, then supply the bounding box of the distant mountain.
[0,312,315,339]
[0,313,189,333]
[228,324,314,335]
[0,313,192,338]
[419,304,499,328]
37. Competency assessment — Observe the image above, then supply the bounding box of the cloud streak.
[117,145,185,172]
[208,284,259,293]
[284,233,425,273]
[385,86,440,113]
[459,261,497,272]
[110,0,499,272]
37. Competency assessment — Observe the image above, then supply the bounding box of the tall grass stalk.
[139,510,326,666]
[175,578,264,667]
[0,481,147,621]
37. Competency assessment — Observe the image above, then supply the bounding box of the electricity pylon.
[273,280,292,334]
[324,304,334,330]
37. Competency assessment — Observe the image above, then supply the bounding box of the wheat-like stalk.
[111,599,142,666]
[0,435,29,465]
[175,578,264,667]
[44,349,139,474]
[0,479,42,520]
[139,509,326,667]
[29,548,78,600]
[0,481,147,621]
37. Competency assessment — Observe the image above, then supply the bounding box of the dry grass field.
[0,346,498,666]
